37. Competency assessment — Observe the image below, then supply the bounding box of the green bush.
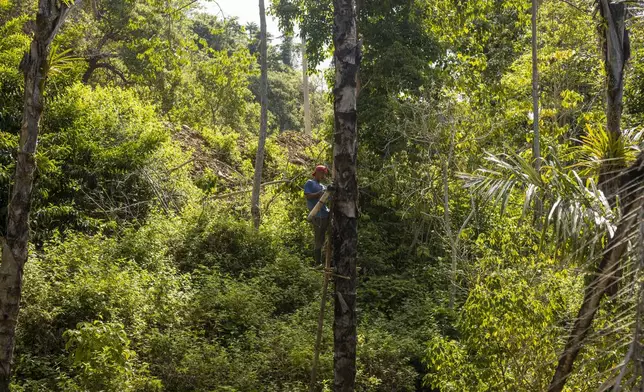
[0,15,29,133]
[173,210,278,275]
[423,223,582,391]
[15,232,190,387]
[61,320,162,392]
[201,126,242,164]
[257,252,321,315]
[190,271,274,341]
[30,83,191,239]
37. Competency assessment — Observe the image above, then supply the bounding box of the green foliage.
[5,0,644,390]
[250,65,303,133]
[576,124,643,174]
[61,320,162,392]
[174,49,257,131]
[191,13,248,53]
[355,326,418,391]
[201,126,242,164]
[31,83,191,239]
[424,223,580,391]
[190,271,275,340]
[174,210,279,275]
[0,15,30,132]
[14,228,189,389]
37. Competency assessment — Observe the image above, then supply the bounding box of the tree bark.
[332,0,359,390]
[251,0,269,230]
[0,1,75,389]
[302,34,312,137]
[548,153,644,392]
[531,0,542,219]
[598,0,629,206]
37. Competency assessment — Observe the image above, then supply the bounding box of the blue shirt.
[304,179,329,218]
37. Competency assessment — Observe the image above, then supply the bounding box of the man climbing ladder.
[304,165,330,264]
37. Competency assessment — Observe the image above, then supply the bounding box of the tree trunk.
[302,34,312,137]
[531,0,542,219]
[444,130,456,309]
[332,0,359,390]
[251,0,269,230]
[548,153,644,392]
[0,1,74,389]
[598,0,629,206]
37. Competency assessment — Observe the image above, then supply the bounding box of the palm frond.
[47,44,82,75]
[461,148,616,262]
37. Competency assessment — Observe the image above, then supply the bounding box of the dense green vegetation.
[1,0,644,390]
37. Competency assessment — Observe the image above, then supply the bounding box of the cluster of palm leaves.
[464,149,615,262]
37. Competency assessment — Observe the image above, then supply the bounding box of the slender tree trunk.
[251,0,269,230]
[332,0,359,390]
[599,0,629,299]
[531,0,542,219]
[444,130,457,309]
[0,1,74,389]
[302,34,312,137]
[548,153,644,392]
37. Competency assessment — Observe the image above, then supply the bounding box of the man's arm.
[304,180,324,199]
[305,191,324,200]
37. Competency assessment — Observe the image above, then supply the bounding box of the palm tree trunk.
[332,0,360,390]
[251,0,269,230]
[0,1,74,389]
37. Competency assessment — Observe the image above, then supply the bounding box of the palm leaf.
[48,43,82,75]
[464,148,618,262]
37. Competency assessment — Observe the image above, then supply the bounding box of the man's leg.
[313,217,326,264]
[319,216,329,263]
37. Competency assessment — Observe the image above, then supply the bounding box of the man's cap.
[312,165,329,176]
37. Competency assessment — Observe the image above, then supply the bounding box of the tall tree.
[302,33,312,136]
[281,35,293,66]
[548,1,631,390]
[0,0,76,389]
[251,0,269,229]
[246,21,261,54]
[331,0,359,390]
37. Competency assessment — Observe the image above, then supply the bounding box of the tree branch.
[82,60,129,84]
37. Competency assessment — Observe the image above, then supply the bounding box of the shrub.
[60,320,162,392]
[173,210,278,275]
[15,232,190,386]
[201,126,242,164]
[29,83,191,239]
